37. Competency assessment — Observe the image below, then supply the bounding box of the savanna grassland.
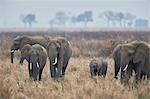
[0,28,150,99]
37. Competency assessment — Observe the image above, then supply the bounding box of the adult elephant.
[10,35,49,63]
[20,44,47,81]
[113,44,134,79]
[44,37,72,80]
[113,41,150,83]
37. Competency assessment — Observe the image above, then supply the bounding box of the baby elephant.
[20,44,47,81]
[89,57,108,77]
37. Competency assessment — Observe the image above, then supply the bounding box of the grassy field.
[0,28,150,99]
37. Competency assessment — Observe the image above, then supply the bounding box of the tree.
[69,16,77,26]
[99,10,116,27]
[123,13,136,27]
[135,18,149,28]
[20,14,36,27]
[76,11,93,26]
[115,12,124,27]
[100,10,119,27]
[49,11,69,27]
[99,11,136,27]
[55,11,69,25]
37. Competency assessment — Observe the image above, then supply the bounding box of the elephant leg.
[103,67,107,78]
[121,61,134,85]
[28,62,33,79]
[98,68,103,76]
[62,56,70,77]
[90,69,94,76]
[114,62,120,79]
[20,57,24,64]
[91,67,97,76]
[135,74,141,84]
[38,60,46,81]
[140,72,144,80]
[55,56,64,80]
[147,72,150,80]
[121,69,125,84]
[50,64,57,79]
[38,63,45,81]
[120,68,128,84]
[135,68,142,84]
[125,64,133,85]
[135,62,144,83]
[62,65,67,76]
[90,67,97,76]
[38,68,44,81]
[32,63,38,81]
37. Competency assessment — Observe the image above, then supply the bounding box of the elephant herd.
[10,35,150,85]
[10,36,72,81]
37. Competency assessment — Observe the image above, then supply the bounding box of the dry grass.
[0,28,150,99]
[0,58,150,99]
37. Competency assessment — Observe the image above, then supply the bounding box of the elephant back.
[32,44,47,56]
[21,44,32,58]
[97,57,108,68]
[90,57,107,68]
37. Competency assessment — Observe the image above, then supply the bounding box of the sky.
[0,0,149,28]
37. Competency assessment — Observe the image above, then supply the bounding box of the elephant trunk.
[10,50,15,64]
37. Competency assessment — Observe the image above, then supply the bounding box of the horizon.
[0,0,150,28]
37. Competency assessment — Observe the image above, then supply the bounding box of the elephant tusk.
[123,64,128,71]
[37,63,39,68]
[52,57,57,65]
[30,63,32,70]
[9,50,15,53]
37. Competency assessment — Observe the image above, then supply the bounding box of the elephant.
[44,37,72,80]
[20,44,47,81]
[113,44,135,79]
[89,57,108,77]
[113,41,150,84]
[10,35,49,64]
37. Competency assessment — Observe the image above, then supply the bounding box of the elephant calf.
[89,57,108,77]
[20,44,47,81]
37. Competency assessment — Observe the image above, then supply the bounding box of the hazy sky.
[0,0,149,28]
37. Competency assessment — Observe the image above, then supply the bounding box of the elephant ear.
[56,40,64,56]
[21,44,31,56]
[132,52,143,63]
[56,41,61,49]
[43,36,52,49]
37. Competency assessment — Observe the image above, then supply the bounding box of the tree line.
[20,10,149,28]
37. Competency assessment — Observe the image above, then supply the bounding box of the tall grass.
[0,28,150,99]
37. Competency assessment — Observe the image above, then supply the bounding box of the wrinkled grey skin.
[20,44,47,81]
[89,57,108,78]
[10,36,49,64]
[44,37,72,80]
[113,41,150,84]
